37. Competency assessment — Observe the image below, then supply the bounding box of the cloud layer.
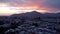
[43,0,60,10]
[0,0,60,12]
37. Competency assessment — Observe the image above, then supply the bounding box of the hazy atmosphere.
[0,0,60,15]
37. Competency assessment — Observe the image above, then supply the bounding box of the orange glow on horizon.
[0,3,47,15]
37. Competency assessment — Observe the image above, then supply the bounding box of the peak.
[30,11,40,13]
[10,11,41,17]
[32,11,38,12]
[25,11,41,14]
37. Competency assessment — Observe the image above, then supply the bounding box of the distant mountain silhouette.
[10,11,60,19]
[10,11,42,19]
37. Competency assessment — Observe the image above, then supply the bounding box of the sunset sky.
[0,0,60,15]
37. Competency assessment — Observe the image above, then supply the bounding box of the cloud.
[43,0,60,10]
[0,0,42,6]
[0,0,60,12]
[0,0,11,3]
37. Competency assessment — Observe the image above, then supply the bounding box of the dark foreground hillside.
[0,11,60,34]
